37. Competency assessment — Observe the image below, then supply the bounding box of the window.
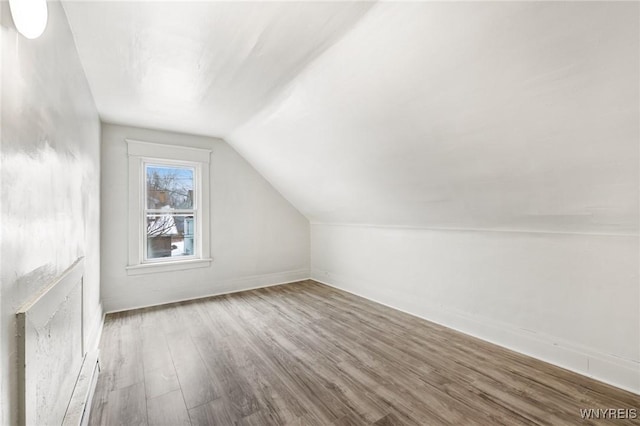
[145,163,196,260]
[126,139,211,275]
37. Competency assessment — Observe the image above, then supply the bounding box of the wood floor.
[89,280,638,425]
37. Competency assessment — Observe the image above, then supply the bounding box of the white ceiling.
[64,1,639,234]
[63,1,373,137]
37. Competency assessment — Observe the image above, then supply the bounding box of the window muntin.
[143,162,199,262]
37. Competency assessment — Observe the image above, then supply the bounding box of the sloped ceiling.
[64,1,639,234]
[63,1,374,136]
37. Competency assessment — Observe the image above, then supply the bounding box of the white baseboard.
[105,269,310,314]
[211,268,310,291]
[63,350,100,426]
[311,270,640,395]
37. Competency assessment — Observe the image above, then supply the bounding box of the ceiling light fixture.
[9,0,48,39]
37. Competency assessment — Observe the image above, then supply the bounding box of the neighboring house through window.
[126,139,212,275]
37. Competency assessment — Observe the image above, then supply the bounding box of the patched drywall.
[311,224,640,393]
[101,124,310,312]
[0,2,102,425]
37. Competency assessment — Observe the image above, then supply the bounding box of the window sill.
[126,258,212,275]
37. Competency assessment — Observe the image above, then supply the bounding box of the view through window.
[145,164,197,260]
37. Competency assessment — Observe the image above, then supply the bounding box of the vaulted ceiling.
[63,1,374,136]
[64,1,639,234]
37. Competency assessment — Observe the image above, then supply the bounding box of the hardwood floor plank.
[178,302,262,419]
[189,397,238,426]
[146,390,191,426]
[308,282,633,407]
[145,367,181,400]
[165,330,220,409]
[191,301,314,423]
[141,324,174,373]
[279,294,542,424]
[263,289,521,424]
[89,382,147,426]
[373,412,404,426]
[90,280,640,426]
[214,293,355,423]
[273,284,622,424]
[331,412,369,426]
[98,312,145,393]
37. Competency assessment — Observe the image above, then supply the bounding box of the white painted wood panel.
[17,258,85,426]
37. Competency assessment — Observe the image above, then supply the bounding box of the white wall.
[311,224,640,393]
[101,123,309,312]
[1,2,102,425]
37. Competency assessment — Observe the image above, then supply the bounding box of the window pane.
[146,165,194,209]
[146,213,196,259]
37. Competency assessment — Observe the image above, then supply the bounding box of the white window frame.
[126,139,212,275]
